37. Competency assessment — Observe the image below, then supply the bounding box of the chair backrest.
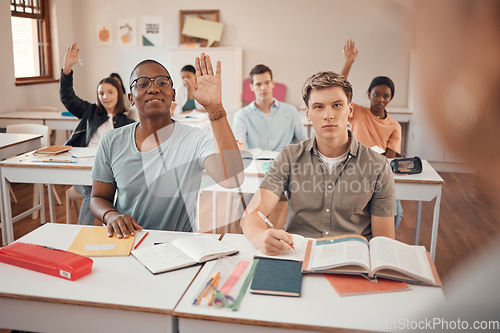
[6,123,50,147]
[242,78,287,104]
[22,106,58,112]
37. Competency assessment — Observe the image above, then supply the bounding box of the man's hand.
[343,39,358,65]
[257,229,294,255]
[186,53,222,111]
[105,211,143,238]
[63,42,80,75]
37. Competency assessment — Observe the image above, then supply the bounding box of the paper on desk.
[70,147,98,158]
[370,146,385,154]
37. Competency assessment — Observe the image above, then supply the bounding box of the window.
[10,0,57,85]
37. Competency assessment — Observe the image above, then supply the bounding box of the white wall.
[65,0,414,112]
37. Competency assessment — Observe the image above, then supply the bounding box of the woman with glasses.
[59,42,135,225]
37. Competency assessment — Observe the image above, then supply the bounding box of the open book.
[241,148,279,160]
[131,235,238,274]
[302,235,441,286]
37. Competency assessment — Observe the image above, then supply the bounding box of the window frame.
[11,0,58,86]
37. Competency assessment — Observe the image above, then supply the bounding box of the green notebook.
[250,259,303,297]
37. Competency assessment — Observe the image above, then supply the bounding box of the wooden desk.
[0,223,204,333]
[0,133,42,245]
[0,111,78,131]
[174,233,444,332]
[202,159,444,261]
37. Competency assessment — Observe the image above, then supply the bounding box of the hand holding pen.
[257,211,295,254]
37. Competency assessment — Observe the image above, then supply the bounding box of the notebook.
[250,259,303,297]
[131,235,238,274]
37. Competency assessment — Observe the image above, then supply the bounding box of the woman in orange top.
[341,40,402,158]
[340,40,403,228]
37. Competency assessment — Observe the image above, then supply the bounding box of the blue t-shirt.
[92,121,215,232]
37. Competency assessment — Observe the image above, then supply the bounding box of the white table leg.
[1,171,14,244]
[212,191,217,234]
[415,201,423,245]
[0,168,5,245]
[430,192,442,261]
[47,184,56,223]
[39,183,45,223]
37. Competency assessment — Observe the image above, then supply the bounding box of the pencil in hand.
[257,211,295,249]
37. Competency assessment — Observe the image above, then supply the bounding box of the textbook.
[67,226,135,257]
[241,148,279,160]
[131,235,239,274]
[302,235,441,286]
[250,259,303,297]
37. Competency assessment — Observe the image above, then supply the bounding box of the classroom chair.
[6,123,62,219]
[241,78,287,104]
[66,186,83,224]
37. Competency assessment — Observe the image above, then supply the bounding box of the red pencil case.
[0,242,93,281]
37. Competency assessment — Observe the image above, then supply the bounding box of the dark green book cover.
[250,258,303,297]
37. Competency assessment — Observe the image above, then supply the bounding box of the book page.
[172,235,238,263]
[309,237,370,271]
[131,243,195,274]
[369,237,434,284]
[254,234,309,261]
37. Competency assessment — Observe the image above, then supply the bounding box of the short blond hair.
[302,72,353,107]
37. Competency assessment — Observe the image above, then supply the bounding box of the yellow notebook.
[68,226,135,257]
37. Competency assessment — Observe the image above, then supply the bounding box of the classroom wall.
[67,0,414,111]
[3,0,465,170]
[1,0,413,112]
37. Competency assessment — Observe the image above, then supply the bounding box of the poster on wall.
[97,24,112,46]
[142,16,163,47]
[117,18,137,46]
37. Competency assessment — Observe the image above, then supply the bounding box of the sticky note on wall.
[182,16,224,47]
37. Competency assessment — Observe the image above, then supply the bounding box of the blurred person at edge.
[407,1,500,330]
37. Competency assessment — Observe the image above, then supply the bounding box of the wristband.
[208,109,226,121]
[101,209,118,225]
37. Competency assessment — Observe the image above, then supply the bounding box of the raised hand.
[63,42,80,74]
[343,39,358,64]
[186,53,223,112]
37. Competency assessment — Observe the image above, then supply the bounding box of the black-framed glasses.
[130,75,171,90]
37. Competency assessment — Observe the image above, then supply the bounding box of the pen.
[194,272,219,305]
[133,231,149,250]
[257,211,295,249]
[41,160,76,163]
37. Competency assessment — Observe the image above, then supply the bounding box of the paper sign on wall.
[97,24,112,46]
[142,16,163,47]
[181,16,223,47]
[117,18,137,46]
